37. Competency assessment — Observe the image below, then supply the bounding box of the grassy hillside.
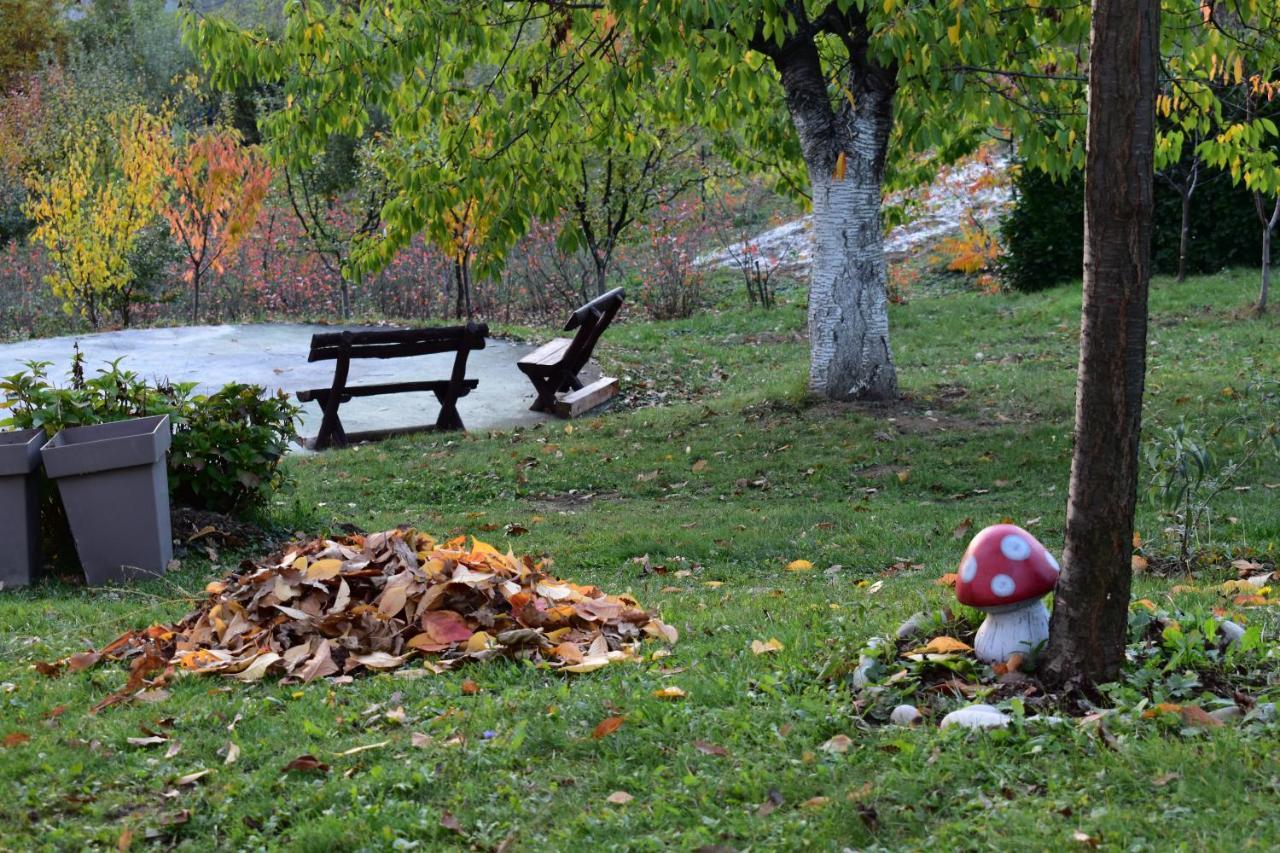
[2,269,1278,849]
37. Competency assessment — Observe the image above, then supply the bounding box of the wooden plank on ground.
[553,376,618,418]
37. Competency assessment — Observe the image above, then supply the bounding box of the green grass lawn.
[3,269,1280,850]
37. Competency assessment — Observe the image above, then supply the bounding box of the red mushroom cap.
[955,524,1059,609]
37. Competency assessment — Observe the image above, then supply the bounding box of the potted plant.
[41,415,173,585]
[0,428,47,589]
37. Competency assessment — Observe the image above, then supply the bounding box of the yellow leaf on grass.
[751,638,784,655]
[654,686,686,699]
[908,636,973,656]
[564,655,611,673]
[820,734,853,753]
[1132,555,1149,571]
[306,559,344,580]
[786,559,814,572]
[464,632,493,653]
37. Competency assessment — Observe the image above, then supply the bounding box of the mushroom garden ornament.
[955,524,1060,664]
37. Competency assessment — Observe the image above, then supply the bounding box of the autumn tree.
[184,2,1088,400]
[24,105,172,327]
[0,0,67,92]
[163,127,271,324]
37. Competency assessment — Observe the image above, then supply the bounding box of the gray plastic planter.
[0,428,47,589]
[42,415,173,585]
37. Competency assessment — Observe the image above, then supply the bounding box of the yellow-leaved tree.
[24,105,172,327]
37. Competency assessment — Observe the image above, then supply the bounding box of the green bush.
[999,166,1269,292]
[0,349,300,514]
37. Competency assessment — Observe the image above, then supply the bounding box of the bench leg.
[528,375,560,413]
[432,390,465,431]
[312,391,349,450]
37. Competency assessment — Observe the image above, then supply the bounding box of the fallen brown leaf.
[592,716,625,739]
[282,755,329,774]
[693,740,728,757]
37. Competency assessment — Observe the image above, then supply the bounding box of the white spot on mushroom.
[991,573,1016,597]
[1000,534,1031,561]
[960,555,978,583]
[1046,552,1060,572]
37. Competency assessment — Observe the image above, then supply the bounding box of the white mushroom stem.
[973,598,1050,664]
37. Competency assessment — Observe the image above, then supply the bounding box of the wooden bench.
[518,287,624,417]
[297,322,488,450]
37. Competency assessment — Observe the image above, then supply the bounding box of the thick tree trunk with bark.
[771,31,898,401]
[1043,0,1159,687]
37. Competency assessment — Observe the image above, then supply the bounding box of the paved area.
[0,324,575,444]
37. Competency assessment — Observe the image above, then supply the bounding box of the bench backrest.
[307,322,489,363]
[560,288,624,376]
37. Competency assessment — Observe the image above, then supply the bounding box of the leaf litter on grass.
[52,529,677,707]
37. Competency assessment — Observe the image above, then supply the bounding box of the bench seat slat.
[517,338,572,368]
[297,378,478,403]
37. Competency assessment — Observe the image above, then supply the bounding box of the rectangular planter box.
[0,428,47,589]
[42,415,173,586]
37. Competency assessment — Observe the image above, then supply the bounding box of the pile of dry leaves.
[53,529,677,710]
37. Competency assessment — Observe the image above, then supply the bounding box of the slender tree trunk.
[1043,0,1159,688]
[1254,192,1279,313]
[191,267,202,325]
[774,38,898,401]
[1263,228,1272,313]
[1177,189,1191,283]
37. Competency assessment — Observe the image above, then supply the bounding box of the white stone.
[940,704,1011,730]
[890,705,923,726]
[1218,620,1246,646]
[972,598,1050,663]
[895,612,930,641]
[1253,703,1276,722]
[1210,706,1244,723]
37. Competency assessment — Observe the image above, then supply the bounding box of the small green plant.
[0,348,301,515]
[168,383,300,513]
[1143,381,1280,566]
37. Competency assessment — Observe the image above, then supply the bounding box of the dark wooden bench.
[518,287,624,417]
[297,322,488,450]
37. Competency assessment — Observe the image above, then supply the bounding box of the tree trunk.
[773,37,898,401]
[191,267,202,326]
[454,257,465,320]
[1254,193,1279,313]
[1043,0,1159,688]
[1177,189,1191,283]
[1263,226,1272,313]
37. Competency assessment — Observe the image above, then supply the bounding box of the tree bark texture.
[1043,0,1159,687]
[772,33,898,401]
[1253,192,1279,313]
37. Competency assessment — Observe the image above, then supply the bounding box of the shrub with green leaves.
[167,383,300,513]
[0,349,300,514]
[999,165,1266,292]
